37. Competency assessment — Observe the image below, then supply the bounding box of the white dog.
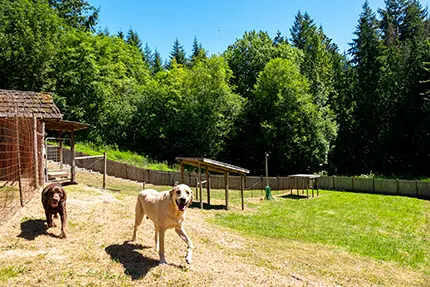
[131,184,194,264]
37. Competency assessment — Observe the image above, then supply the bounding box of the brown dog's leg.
[158,228,166,264]
[175,225,194,264]
[46,211,55,228]
[59,208,67,239]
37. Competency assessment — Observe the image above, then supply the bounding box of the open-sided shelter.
[176,157,250,210]
[0,89,87,221]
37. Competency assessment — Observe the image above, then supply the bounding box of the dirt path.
[0,181,427,286]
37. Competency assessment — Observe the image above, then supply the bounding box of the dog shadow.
[105,241,163,280]
[17,219,59,240]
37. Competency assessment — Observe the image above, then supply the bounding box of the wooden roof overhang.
[44,119,89,132]
[176,157,250,175]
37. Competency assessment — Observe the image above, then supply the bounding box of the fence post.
[33,116,39,188]
[396,179,399,195]
[147,169,150,184]
[277,175,280,193]
[15,118,23,207]
[333,175,336,190]
[416,180,419,198]
[352,176,354,192]
[373,177,375,193]
[103,152,107,190]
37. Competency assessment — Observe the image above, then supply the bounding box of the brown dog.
[41,183,67,239]
[132,184,194,264]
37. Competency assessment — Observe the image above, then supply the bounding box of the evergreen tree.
[152,49,164,74]
[273,30,286,46]
[117,30,125,40]
[348,0,384,174]
[190,36,207,65]
[168,38,187,68]
[144,43,152,67]
[48,0,99,31]
[126,29,143,54]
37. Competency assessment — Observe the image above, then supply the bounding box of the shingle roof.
[0,89,63,119]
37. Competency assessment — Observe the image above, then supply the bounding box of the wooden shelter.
[287,174,320,198]
[176,157,250,210]
[0,89,88,185]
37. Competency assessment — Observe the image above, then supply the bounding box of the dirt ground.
[0,178,428,287]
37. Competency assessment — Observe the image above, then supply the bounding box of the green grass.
[0,266,27,282]
[75,142,178,171]
[212,190,430,270]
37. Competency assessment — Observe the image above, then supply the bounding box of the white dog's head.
[170,184,193,211]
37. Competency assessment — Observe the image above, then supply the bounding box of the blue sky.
[89,0,429,61]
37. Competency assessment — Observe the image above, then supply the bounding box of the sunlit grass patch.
[0,265,27,282]
[212,190,430,270]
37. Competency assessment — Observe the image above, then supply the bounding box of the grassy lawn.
[212,190,430,271]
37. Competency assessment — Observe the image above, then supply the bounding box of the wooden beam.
[225,172,229,211]
[103,152,107,190]
[42,121,46,184]
[15,117,23,207]
[58,130,63,169]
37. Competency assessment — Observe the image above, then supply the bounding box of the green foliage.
[74,142,177,171]
[48,0,99,32]
[168,38,187,68]
[252,58,337,171]
[213,191,430,269]
[0,266,27,282]
[0,0,61,90]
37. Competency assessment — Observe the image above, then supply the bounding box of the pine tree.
[152,49,163,74]
[190,36,207,65]
[117,30,125,40]
[143,43,152,67]
[126,29,143,54]
[48,0,99,31]
[273,30,286,46]
[168,38,187,68]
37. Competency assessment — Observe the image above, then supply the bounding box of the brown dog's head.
[170,184,193,211]
[46,185,65,208]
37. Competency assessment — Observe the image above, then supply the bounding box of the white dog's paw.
[185,251,193,264]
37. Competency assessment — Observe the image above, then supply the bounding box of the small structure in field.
[176,157,250,210]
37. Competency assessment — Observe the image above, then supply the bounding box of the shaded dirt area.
[0,179,428,287]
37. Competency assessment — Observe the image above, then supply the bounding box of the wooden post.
[372,177,375,193]
[103,152,107,190]
[33,116,39,188]
[352,176,355,192]
[306,177,309,198]
[225,172,229,210]
[316,177,319,196]
[396,179,399,195]
[240,173,244,210]
[147,169,150,184]
[206,169,210,206]
[198,163,203,209]
[311,179,314,197]
[416,180,419,198]
[180,162,184,183]
[277,175,280,194]
[15,118,23,207]
[70,130,76,183]
[296,177,299,195]
[58,130,63,169]
[42,121,46,184]
[195,177,199,201]
[333,175,336,190]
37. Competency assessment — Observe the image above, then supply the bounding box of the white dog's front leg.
[154,224,159,252]
[158,228,167,264]
[175,225,194,264]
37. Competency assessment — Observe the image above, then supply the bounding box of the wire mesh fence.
[0,117,42,223]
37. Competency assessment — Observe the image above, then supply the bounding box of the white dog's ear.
[170,186,178,198]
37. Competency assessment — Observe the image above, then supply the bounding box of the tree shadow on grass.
[279,194,309,200]
[189,201,226,210]
[105,241,180,280]
[17,219,59,240]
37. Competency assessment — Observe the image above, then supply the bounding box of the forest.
[0,0,429,177]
